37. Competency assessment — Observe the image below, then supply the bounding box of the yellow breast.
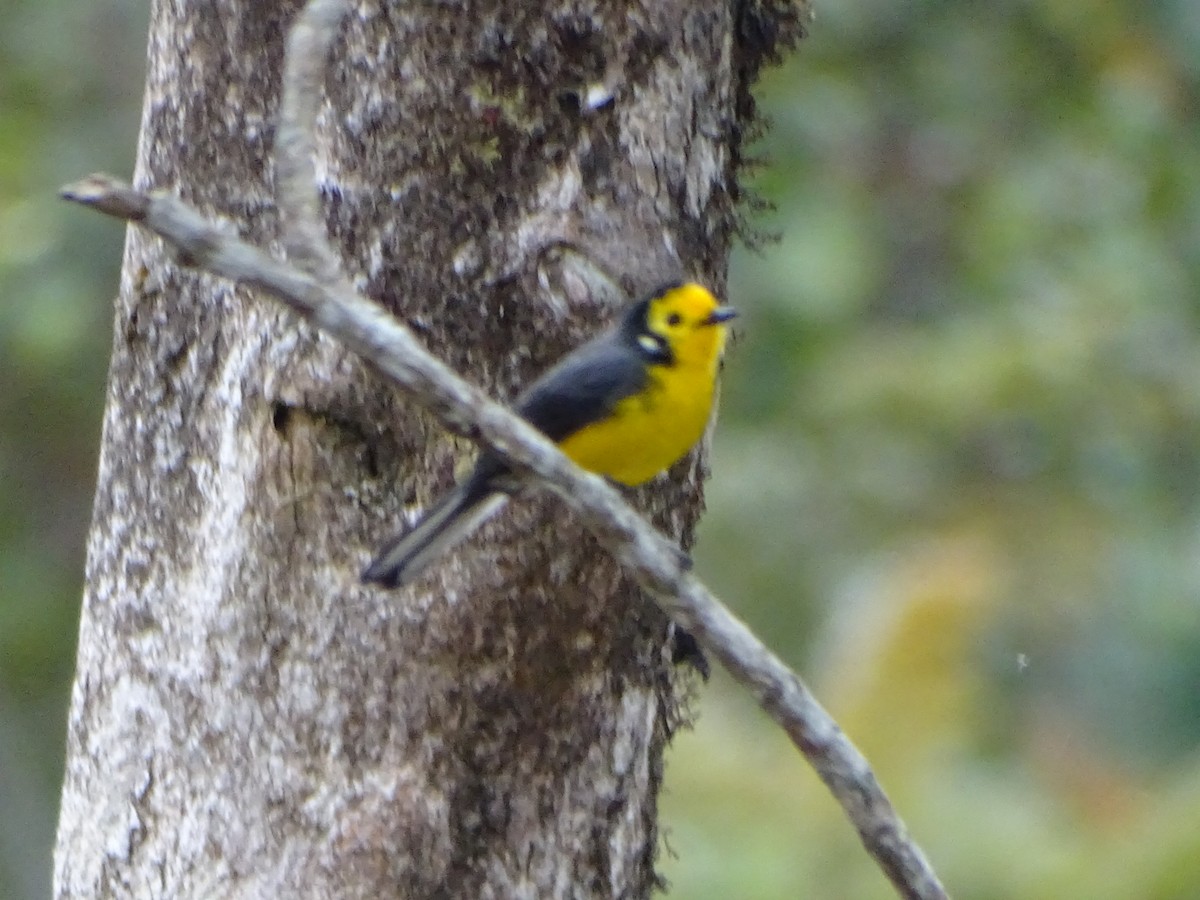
[557,327,724,485]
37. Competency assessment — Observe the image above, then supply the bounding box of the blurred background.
[2,0,1198,897]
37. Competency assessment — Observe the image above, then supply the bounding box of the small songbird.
[362,280,736,589]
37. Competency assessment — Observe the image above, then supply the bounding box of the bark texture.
[55,1,804,897]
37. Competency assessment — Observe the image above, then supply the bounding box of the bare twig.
[62,169,947,900]
[276,0,346,282]
[59,1,950,897]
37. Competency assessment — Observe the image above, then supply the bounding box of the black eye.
[666,312,682,327]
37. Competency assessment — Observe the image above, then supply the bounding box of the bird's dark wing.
[514,337,648,442]
[467,332,647,492]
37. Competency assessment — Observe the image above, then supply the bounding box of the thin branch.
[276,0,347,282]
[62,171,948,899]
[59,3,949,897]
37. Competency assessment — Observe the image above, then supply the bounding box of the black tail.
[362,482,506,589]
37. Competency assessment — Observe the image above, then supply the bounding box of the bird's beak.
[703,306,738,326]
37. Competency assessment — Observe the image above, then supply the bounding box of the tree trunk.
[54,1,801,896]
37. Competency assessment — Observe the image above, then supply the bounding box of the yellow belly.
[556,370,716,485]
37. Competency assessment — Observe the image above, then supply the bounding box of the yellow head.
[631,281,736,372]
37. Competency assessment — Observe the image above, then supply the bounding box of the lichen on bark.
[54,1,806,897]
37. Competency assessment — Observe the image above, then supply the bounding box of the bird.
[362,280,737,589]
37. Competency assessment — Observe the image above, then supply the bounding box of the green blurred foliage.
[2,0,1198,897]
[0,1,146,896]
[668,0,1200,897]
